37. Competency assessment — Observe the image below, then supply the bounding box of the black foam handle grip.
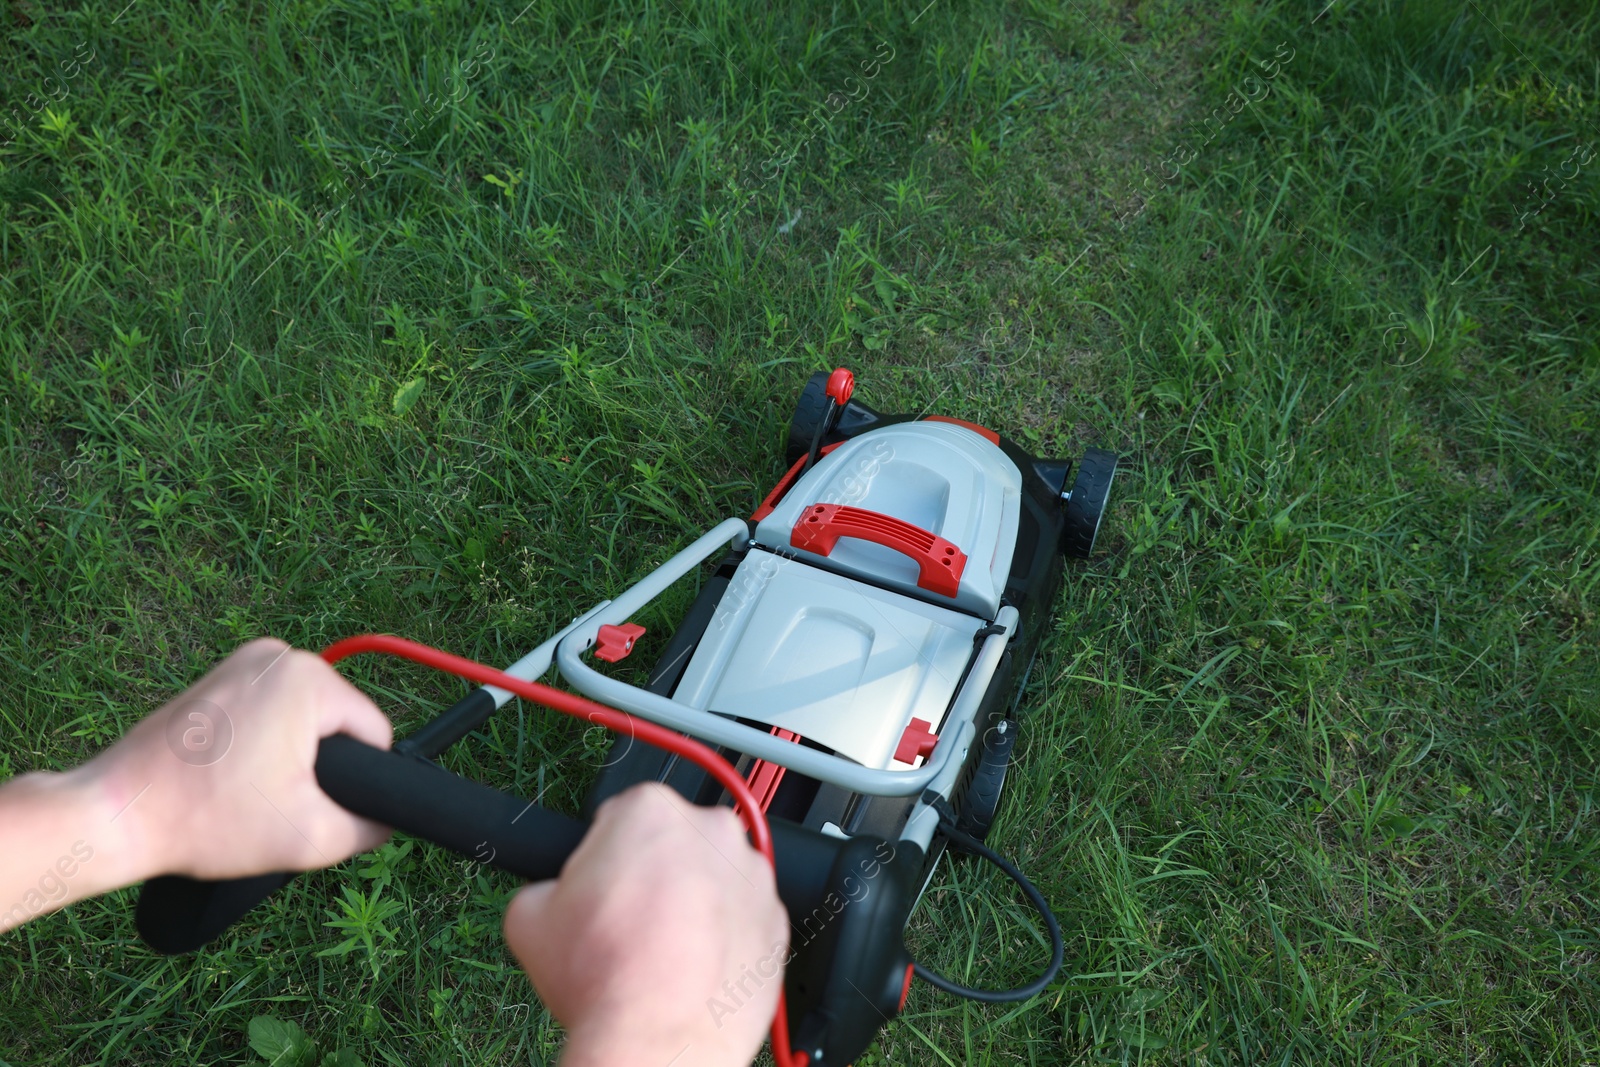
[136,870,297,955]
[312,734,589,879]
[136,734,589,954]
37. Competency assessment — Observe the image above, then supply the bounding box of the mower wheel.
[786,371,832,465]
[955,718,1017,840]
[1061,447,1119,559]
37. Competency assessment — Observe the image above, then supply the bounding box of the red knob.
[825,366,854,405]
[593,622,646,662]
[894,717,939,765]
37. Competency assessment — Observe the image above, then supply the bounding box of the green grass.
[3,0,1598,1062]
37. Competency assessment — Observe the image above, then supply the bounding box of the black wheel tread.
[785,371,832,465]
[955,719,1017,840]
[1062,447,1119,559]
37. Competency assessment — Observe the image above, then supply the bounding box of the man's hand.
[91,637,394,881]
[503,783,789,1067]
[2,638,393,932]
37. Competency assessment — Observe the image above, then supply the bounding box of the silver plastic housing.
[754,421,1022,618]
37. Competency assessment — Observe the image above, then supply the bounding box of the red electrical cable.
[321,634,809,1067]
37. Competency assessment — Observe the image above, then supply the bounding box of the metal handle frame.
[549,518,1016,798]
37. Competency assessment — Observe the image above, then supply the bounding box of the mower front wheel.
[786,371,833,466]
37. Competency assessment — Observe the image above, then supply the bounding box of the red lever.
[825,366,854,405]
[790,504,967,598]
[593,622,646,662]
[895,717,939,765]
[738,727,802,818]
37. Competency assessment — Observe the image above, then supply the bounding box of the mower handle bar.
[136,733,851,956]
[137,513,1005,953]
[554,518,1016,797]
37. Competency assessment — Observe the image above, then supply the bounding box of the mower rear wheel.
[1061,447,1119,559]
[955,718,1017,840]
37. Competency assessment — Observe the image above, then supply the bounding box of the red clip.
[593,622,646,662]
[894,717,939,765]
[825,366,854,405]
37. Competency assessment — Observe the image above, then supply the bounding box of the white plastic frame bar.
[551,518,1017,798]
[482,599,615,708]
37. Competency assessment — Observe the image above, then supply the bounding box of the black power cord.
[911,821,1065,1003]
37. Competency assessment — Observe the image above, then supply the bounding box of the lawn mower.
[135,368,1119,1066]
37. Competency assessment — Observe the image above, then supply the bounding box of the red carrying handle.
[790,503,968,597]
[321,635,810,1067]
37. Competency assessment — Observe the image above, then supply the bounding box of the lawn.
[2,0,1597,1063]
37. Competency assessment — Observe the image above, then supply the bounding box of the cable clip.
[919,788,960,829]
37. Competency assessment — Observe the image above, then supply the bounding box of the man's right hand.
[502,783,789,1067]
